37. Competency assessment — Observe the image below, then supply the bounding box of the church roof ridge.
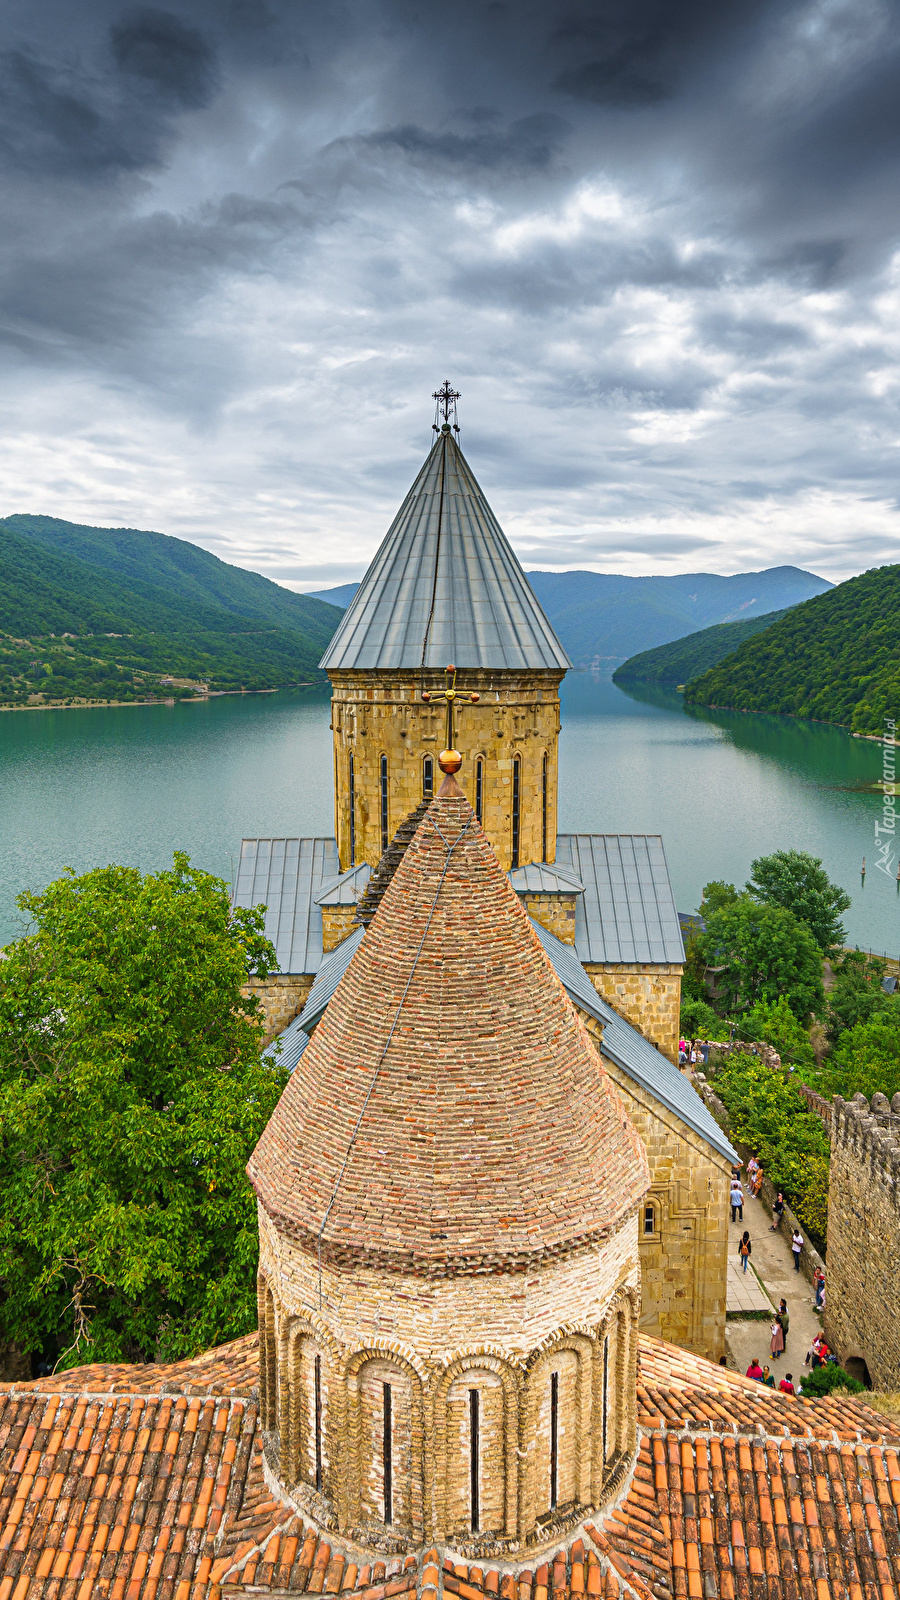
[248,783,648,1276]
[319,429,571,672]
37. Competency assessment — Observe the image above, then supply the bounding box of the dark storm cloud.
[110,9,218,109]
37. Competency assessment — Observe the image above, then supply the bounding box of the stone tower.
[320,419,571,872]
[248,766,649,1559]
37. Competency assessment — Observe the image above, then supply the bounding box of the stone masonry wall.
[328,668,564,872]
[257,1206,641,1557]
[826,1091,900,1389]
[523,893,578,945]
[244,974,314,1047]
[321,906,359,953]
[584,964,683,1064]
[576,1013,729,1362]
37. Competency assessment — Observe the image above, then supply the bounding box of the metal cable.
[317,812,473,1308]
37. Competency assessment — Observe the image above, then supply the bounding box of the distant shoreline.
[0,684,319,713]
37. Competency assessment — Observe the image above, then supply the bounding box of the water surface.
[0,675,895,955]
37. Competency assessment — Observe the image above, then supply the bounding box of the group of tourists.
[678,1038,709,1068]
[745,1356,796,1393]
[730,1154,830,1384]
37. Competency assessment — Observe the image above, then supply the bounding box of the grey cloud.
[361,113,570,172]
[110,8,218,109]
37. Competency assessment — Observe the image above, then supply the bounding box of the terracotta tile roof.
[249,783,649,1277]
[3,1334,900,1599]
[12,1334,260,1398]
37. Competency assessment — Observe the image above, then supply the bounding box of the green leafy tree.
[700,898,825,1022]
[679,996,721,1039]
[699,880,740,916]
[737,995,817,1071]
[0,853,286,1370]
[746,849,850,951]
[827,950,889,1042]
[800,1363,865,1398]
[813,999,900,1103]
[710,1048,830,1246]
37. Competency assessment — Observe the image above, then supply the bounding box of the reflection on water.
[0,672,896,955]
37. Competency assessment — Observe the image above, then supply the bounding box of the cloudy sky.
[2,0,900,589]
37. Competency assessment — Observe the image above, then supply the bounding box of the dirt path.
[725,1187,823,1384]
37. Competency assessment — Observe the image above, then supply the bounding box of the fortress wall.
[826,1091,900,1389]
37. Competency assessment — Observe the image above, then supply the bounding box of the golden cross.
[421,664,480,755]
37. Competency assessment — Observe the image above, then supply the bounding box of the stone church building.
[234,414,736,1363]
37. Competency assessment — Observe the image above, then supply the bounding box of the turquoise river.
[0,672,896,955]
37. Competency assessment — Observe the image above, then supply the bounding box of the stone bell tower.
[319,384,571,873]
[248,757,649,1559]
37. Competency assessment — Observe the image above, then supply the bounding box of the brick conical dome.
[249,783,648,1276]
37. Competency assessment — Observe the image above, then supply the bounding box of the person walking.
[813,1269,825,1310]
[730,1175,744,1223]
[738,1231,752,1273]
[771,1192,785,1231]
[770,1314,785,1360]
[779,1299,790,1349]
[791,1228,803,1271]
[747,1155,760,1191]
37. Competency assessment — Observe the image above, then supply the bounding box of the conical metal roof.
[248,779,648,1277]
[319,427,571,671]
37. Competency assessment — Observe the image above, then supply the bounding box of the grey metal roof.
[232,837,339,974]
[530,920,737,1165]
[263,1012,310,1072]
[295,927,365,1034]
[314,862,372,907]
[509,862,585,894]
[320,430,571,672]
[555,835,685,965]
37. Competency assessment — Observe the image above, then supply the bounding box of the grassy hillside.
[0,516,342,707]
[682,565,900,735]
[311,566,832,664]
[613,609,789,686]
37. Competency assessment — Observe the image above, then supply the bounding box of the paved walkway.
[724,1188,823,1381]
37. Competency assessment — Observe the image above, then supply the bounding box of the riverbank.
[0,684,318,712]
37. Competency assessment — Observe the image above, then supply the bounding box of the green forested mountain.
[683,564,900,734]
[0,515,341,706]
[613,608,789,686]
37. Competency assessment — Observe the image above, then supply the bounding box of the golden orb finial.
[438,748,462,774]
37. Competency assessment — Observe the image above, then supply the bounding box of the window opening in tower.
[380,755,389,855]
[423,754,433,799]
[542,753,548,862]
[602,1335,610,1462]
[348,754,356,867]
[314,1353,323,1492]
[469,1388,480,1532]
[511,756,521,869]
[550,1369,559,1510]
[383,1382,393,1525]
[475,758,483,824]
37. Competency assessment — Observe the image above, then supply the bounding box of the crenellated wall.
[256,1204,641,1561]
[825,1091,900,1389]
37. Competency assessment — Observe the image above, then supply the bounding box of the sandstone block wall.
[257,1207,640,1558]
[523,893,578,945]
[244,974,314,1046]
[584,963,683,1063]
[577,1015,730,1363]
[826,1092,900,1389]
[321,905,359,953]
[328,669,563,872]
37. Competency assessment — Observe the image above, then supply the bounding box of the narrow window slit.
[550,1370,559,1510]
[423,755,433,799]
[380,755,389,854]
[511,756,521,869]
[383,1383,392,1525]
[469,1388,480,1532]
[602,1335,610,1462]
[348,754,356,866]
[314,1353,323,1492]
[542,753,548,862]
[475,758,483,824]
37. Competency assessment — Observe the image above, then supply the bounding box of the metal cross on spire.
[432,380,461,434]
[421,663,480,756]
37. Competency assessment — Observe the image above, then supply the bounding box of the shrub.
[800,1363,865,1398]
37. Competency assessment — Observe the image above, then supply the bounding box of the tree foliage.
[800,1363,865,1398]
[699,897,825,1022]
[746,849,850,952]
[683,562,900,735]
[0,854,286,1369]
[710,1049,830,1247]
[736,995,817,1071]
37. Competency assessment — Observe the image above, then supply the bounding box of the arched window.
[643,1202,657,1236]
[446,1368,504,1537]
[380,755,389,854]
[542,753,548,862]
[511,756,521,869]
[352,1357,416,1533]
[423,755,434,799]
[475,758,484,824]
[348,754,356,867]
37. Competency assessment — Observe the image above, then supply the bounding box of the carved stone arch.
[278,1315,342,1494]
[343,1345,426,1540]
[433,1351,521,1544]
[257,1270,278,1431]
[523,1332,597,1525]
